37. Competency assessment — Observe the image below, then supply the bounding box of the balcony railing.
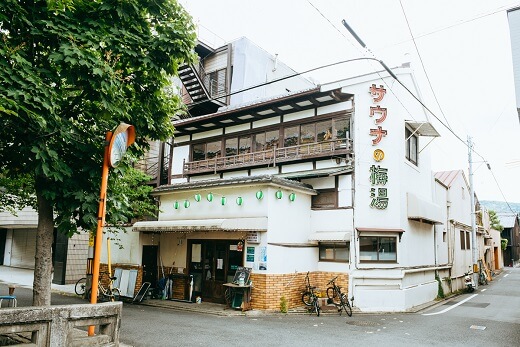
[183,138,353,175]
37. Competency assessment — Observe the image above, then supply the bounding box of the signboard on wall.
[246,231,260,243]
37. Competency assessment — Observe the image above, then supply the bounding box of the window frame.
[319,242,350,262]
[359,236,398,263]
[405,126,419,165]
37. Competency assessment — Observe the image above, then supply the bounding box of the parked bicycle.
[301,272,320,316]
[75,272,120,302]
[478,260,488,285]
[326,276,352,317]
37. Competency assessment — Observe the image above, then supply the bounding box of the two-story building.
[123,59,448,312]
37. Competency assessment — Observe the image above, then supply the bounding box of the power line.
[399,0,453,131]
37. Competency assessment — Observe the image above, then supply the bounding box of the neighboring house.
[110,51,454,313]
[434,170,501,293]
[498,213,520,267]
[434,170,474,293]
[0,207,89,284]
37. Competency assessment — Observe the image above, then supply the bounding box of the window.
[316,120,333,142]
[206,141,221,159]
[284,126,299,147]
[405,127,418,165]
[359,236,397,262]
[192,143,206,161]
[311,189,337,209]
[319,242,349,262]
[225,138,237,156]
[300,123,316,144]
[460,230,471,250]
[238,136,251,154]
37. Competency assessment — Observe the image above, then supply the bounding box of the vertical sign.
[368,84,389,209]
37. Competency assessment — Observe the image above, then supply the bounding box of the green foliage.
[0,0,196,234]
[501,238,508,250]
[489,210,504,232]
[280,295,288,313]
[435,275,445,299]
[0,171,36,214]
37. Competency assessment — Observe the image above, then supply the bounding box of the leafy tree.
[489,210,504,232]
[0,0,196,305]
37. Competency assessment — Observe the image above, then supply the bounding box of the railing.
[0,302,122,347]
[183,138,352,175]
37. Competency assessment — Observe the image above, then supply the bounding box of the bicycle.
[76,272,121,302]
[301,272,320,316]
[326,276,352,317]
[478,260,488,285]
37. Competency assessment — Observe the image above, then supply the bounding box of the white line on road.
[422,294,478,316]
[481,289,487,292]
[504,274,509,277]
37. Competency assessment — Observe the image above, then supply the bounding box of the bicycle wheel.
[326,287,340,305]
[340,293,352,317]
[225,288,233,306]
[313,297,320,317]
[302,291,313,306]
[110,288,121,301]
[75,277,87,296]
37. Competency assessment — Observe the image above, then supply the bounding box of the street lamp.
[88,123,135,336]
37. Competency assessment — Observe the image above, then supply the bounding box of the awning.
[407,192,443,225]
[405,121,441,137]
[308,231,352,242]
[132,217,268,233]
[356,227,405,241]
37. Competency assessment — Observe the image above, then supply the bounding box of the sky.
[181,0,520,204]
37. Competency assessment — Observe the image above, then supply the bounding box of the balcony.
[183,138,353,176]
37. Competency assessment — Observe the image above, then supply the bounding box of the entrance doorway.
[142,245,159,288]
[188,239,243,303]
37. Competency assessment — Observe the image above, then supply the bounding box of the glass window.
[284,126,299,147]
[359,236,397,262]
[319,242,349,262]
[239,136,251,154]
[405,127,418,165]
[317,120,333,142]
[300,123,315,144]
[206,141,221,159]
[460,230,466,250]
[225,138,237,157]
[265,130,279,150]
[192,143,205,161]
[466,232,471,251]
[334,118,349,139]
[253,132,265,152]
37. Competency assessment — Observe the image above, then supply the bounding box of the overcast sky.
[181,0,520,204]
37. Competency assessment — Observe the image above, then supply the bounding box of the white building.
[123,61,447,312]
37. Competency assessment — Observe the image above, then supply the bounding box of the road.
[1,268,519,346]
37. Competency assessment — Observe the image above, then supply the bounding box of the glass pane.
[253,132,265,152]
[335,245,349,261]
[300,123,315,144]
[225,138,237,157]
[192,143,205,161]
[265,130,279,150]
[410,135,418,164]
[284,126,299,147]
[206,141,221,159]
[379,237,397,261]
[317,120,333,142]
[319,243,335,260]
[239,136,251,154]
[334,118,349,139]
[359,237,378,261]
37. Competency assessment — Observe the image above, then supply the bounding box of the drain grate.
[346,320,380,327]
[461,302,490,308]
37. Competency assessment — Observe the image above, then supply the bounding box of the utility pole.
[467,136,478,288]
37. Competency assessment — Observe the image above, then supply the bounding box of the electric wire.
[399,0,453,130]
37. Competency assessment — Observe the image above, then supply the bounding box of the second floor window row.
[190,117,350,162]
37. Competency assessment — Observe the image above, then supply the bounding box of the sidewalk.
[0,265,76,295]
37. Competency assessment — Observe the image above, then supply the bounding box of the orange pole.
[88,131,112,336]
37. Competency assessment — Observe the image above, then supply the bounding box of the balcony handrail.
[183,138,352,175]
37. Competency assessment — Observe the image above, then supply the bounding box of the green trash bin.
[232,291,243,309]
